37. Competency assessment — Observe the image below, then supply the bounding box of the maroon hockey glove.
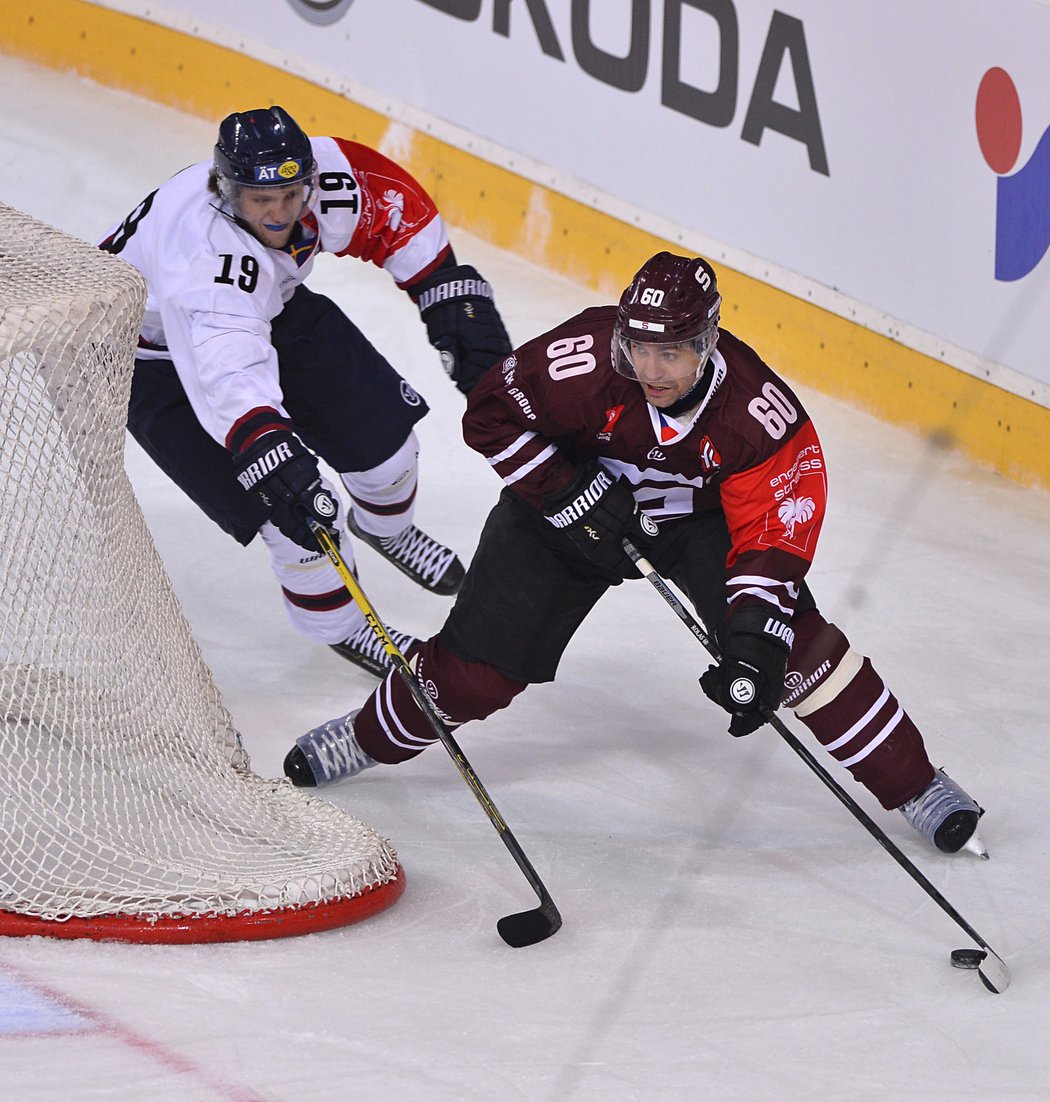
[233,429,338,551]
[700,604,794,737]
[411,263,512,395]
[541,462,658,584]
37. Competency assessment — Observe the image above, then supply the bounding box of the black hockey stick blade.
[497,900,563,948]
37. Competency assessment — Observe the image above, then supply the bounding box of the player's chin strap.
[306,519,561,949]
[622,537,1010,995]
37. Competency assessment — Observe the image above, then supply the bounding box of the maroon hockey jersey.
[463,305,828,619]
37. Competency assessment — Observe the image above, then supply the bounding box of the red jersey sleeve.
[718,419,827,617]
[328,138,450,283]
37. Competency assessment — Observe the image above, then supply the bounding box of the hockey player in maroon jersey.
[100,106,511,676]
[285,252,985,856]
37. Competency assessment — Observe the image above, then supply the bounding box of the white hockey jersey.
[99,137,450,447]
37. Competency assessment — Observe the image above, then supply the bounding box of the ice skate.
[899,769,985,855]
[330,621,419,677]
[348,512,464,596]
[284,709,376,787]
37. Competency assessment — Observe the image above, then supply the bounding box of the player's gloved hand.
[700,605,794,736]
[541,462,658,583]
[411,263,512,395]
[233,429,339,551]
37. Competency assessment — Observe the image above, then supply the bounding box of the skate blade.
[963,831,989,859]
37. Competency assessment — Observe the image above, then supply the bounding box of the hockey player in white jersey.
[101,105,512,675]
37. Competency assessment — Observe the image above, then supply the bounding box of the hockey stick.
[308,521,561,948]
[622,538,1010,994]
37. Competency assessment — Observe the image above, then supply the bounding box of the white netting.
[0,203,399,930]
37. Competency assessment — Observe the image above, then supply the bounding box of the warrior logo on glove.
[541,462,657,584]
[546,469,616,529]
[729,676,757,705]
[236,439,294,491]
[312,490,337,520]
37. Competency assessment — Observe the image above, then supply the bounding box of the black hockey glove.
[541,462,658,583]
[700,605,794,737]
[233,429,338,551]
[411,263,512,395]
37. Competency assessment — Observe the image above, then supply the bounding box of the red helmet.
[613,253,722,381]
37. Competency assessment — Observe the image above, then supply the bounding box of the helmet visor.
[219,174,317,224]
[612,326,719,384]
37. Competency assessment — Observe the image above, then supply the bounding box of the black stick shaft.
[622,538,1008,987]
[311,521,561,947]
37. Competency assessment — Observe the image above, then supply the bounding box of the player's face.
[235,183,309,247]
[627,340,703,408]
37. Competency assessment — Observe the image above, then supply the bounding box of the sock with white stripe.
[352,637,527,764]
[784,611,935,810]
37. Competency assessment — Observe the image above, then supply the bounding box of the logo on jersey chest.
[698,435,722,476]
[596,404,625,442]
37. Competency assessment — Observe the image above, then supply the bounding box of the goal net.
[0,203,403,942]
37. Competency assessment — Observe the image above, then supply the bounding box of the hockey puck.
[950,948,987,969]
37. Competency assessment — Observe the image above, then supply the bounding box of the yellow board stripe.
[4,0,1047,488]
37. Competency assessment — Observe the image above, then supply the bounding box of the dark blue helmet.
[213,106,316,192]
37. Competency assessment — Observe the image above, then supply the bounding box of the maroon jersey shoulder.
[502,304,633,434]
[463,304,642,504]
